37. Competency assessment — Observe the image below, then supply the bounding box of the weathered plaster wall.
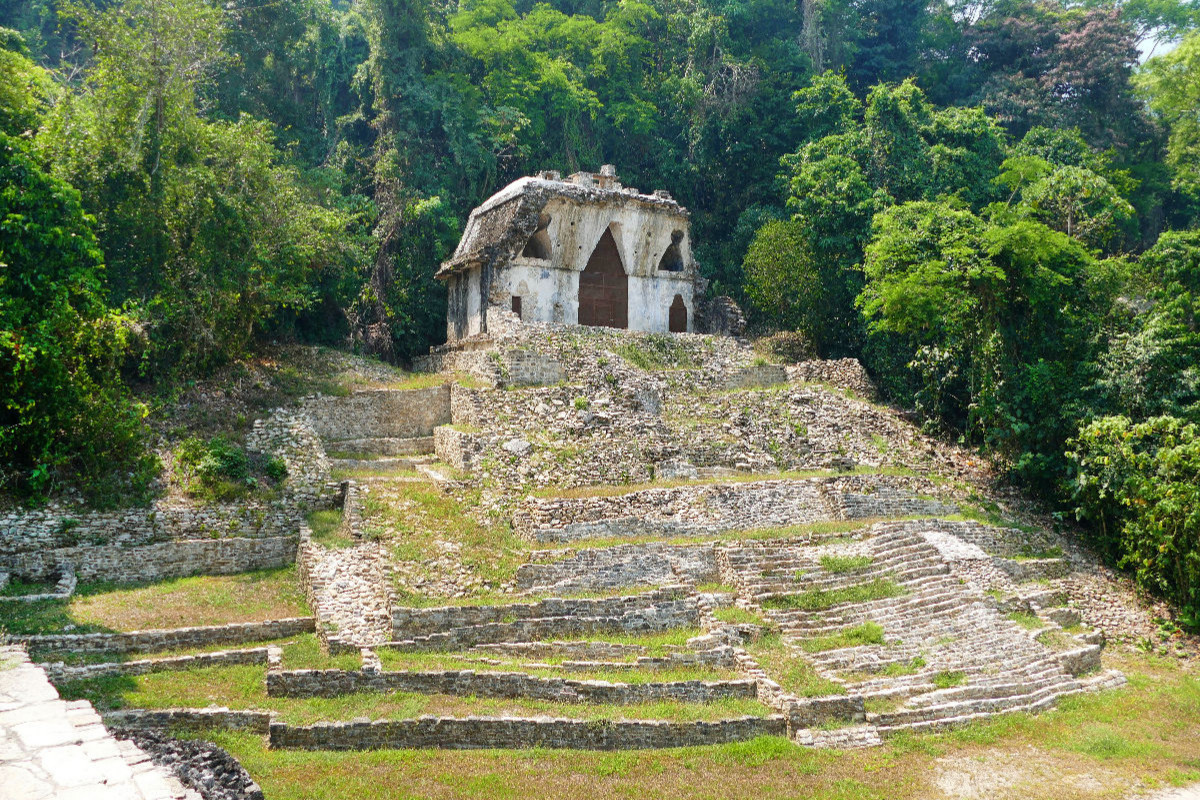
[303,386,451,441]
[442,173,705,342]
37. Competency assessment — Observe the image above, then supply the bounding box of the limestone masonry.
[2,323,1169,779]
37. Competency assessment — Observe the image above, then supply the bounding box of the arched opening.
[578,227,628,329]
[669,294,688,333]
[521,214,552,260]
[657,230,685,272]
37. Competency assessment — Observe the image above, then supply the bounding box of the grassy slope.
[0,567,310,636]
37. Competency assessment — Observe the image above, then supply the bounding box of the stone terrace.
[0,326,1156,768]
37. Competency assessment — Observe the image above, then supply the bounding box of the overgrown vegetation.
[798,622,885,653]
[761,580,905,612]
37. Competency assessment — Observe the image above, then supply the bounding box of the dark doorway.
[511,295,522,319]
[669,294,688,333]
[578,228,628,329]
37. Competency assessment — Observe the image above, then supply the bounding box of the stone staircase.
[718,519,1117,738]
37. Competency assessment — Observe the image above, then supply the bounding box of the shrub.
[1070,415,1200,626]
[0,132,157,506]
[176,436,252,501]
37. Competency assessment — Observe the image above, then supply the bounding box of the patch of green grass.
[798,623,885,653]
[695,582,737,594]
[57,664,768,724]
[747,634,845,698]
[307,510,354,549]
[884,656,926,676]
[613,336,699,371]
[149,652,1200,800]
[1013,545,1065,561]
[712,607,769,626]
[1006,611,1044,630]
[761,580,904,612]
[0,568,309,637]
[363,483,530,593]
[818,554,873,574]
[0,578,58,597]
[864,696,904,714]
[373,650,736,684]
[931,670,966,689]
[1068,724,1167,760]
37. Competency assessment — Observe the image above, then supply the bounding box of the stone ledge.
[104,708,275,735]
[13,617,315,657]
[266,668,758,704]
[41,647,271,683]
[268,714,786,751]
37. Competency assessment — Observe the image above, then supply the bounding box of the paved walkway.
[1136,787,1200,800]
[0,645,197,800]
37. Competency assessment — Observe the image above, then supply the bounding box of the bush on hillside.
[0,132,157,505]
[1070,415,1200,627]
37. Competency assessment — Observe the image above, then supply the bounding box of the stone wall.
[15,617,315,657]
[512,475,956,542]
[1,403,333,583]
[413,350,502,385]
[269,715,785,751]
[43,647,270,683]
[392,588,692,637]
[1,504,307,557]
[786,359,876,399]
[513,542,718,593]
[7,535,299,583]
[104,708,274,735]
[266,668,757,705]
[434,426,488,473]
[302,386,451,441]
[722,364,788,391]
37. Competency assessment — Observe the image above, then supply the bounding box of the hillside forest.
[2,0,1200,620]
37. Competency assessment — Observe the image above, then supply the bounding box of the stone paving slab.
[0,645,198,800]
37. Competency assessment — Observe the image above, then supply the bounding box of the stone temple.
[437,166,708,342]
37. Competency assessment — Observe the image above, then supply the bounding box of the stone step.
[330,455,435,473]
[872,680,1084,730]
[327,436,436,457]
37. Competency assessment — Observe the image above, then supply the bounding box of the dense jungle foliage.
[1,0,1199,618]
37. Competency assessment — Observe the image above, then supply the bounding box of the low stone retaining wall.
[514,543,717,593]
[269,715,786,751]
[722,364,788,391]
[386,606,700,652]
[42,647,271,683]
[104,708,274,735]
[303,386,451,442]
[15,617,315,657]
[267,669,757,705]
[3,406,332,559]
[391,588,692,637]
[513,475,954,541]
[1058,644,1102,676]
[786,359,876,399]
[7,535,300,583]
[784,695,866,728]
[414,349,566,389]
[434,426,488,473]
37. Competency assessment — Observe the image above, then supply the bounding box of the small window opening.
[511,295,523,320]
[522,214,552,260]
[657,230,685,272]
